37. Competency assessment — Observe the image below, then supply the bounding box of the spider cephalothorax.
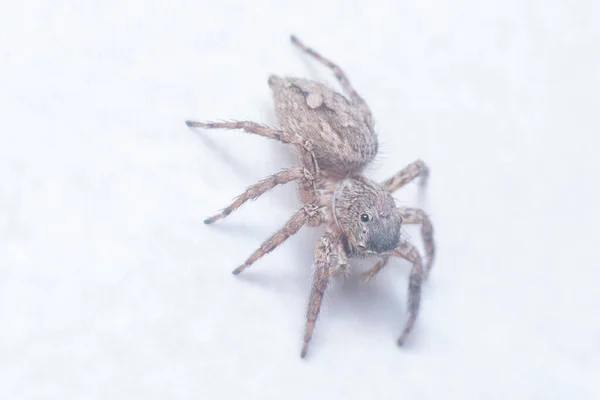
[186,35,435,358]
[332,178,402,257]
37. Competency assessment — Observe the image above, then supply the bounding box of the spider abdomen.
[269,76,378,176]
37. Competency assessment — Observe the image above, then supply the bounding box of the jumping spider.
[186,35,435,358]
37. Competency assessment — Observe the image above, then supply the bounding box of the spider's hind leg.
[290,35,373,126]
[185,120,286,143]
[186,119,320,203]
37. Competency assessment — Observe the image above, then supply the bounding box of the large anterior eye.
[360,213,370,222]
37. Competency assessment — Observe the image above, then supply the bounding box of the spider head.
[332,178,401,257]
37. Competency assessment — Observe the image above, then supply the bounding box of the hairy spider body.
[269,76,378,176]
[186,35,435,358]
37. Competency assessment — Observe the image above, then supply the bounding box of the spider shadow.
[240,236,411,337]
[204,220,267,239]
[326,259,410,335]
[191,130,253,180]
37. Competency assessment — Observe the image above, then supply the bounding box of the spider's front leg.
[360,241,424,346]
[361,255,389,283]
[395,241,424,346]
[398,207,435,278]
[301,231,341,358]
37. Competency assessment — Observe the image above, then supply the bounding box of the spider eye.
[360,213,370,222]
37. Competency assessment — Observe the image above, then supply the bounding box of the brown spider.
[186,35,435,358]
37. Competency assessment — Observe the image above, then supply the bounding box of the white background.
[1,1,599,398]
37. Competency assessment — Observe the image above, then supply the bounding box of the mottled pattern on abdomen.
[269,76,378,176]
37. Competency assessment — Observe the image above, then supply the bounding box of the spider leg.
[362,206,434,281]
[186,120,288,142]
[204,167,313,224]
[290,35,373,127]
[395,241,424,346]
[232,205,322,275]
[398,207,435,278]
[185,119,319,202]
[361,256,390,282]
[301,232,340,358]
[358,241,425,346]
[381,159,429,193]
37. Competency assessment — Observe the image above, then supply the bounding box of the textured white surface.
[1,1,599,398]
